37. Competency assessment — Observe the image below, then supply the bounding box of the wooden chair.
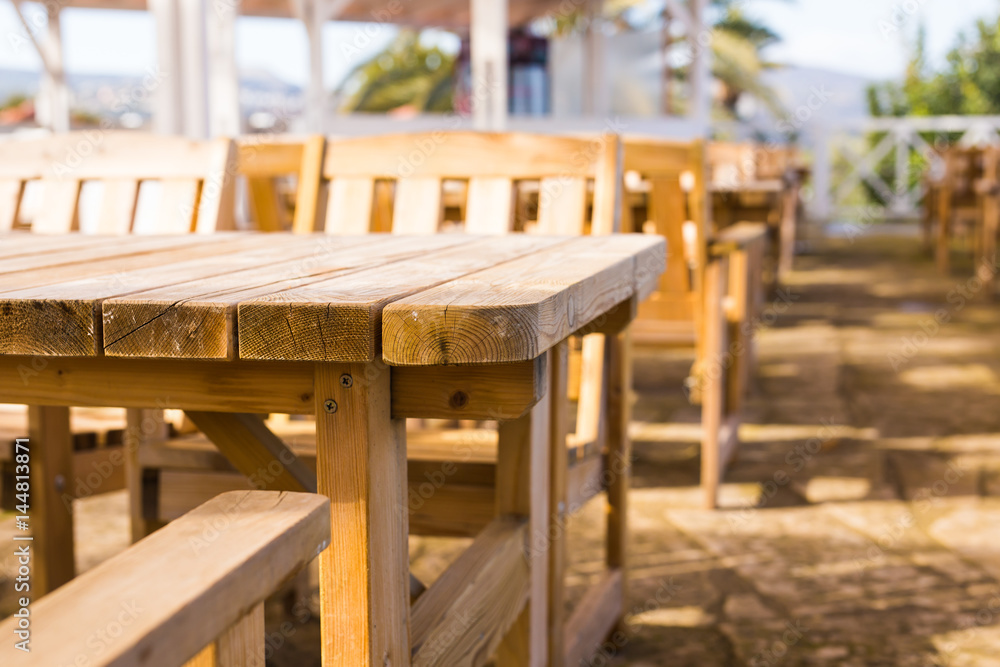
[935,145,987,274]
[0,131,238,596]
[137,130,630,666]
[623,137,767,509]
[0,490,329,666]
[707,141,803,284]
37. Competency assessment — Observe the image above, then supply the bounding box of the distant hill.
[764,65,874,123]
[0,68,303,128]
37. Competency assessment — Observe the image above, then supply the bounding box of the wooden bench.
[933,145,988,274]
[0,490,328,666]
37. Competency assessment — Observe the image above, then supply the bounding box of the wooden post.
[606,328,630,628]
[125,408,168,543]
[700,257,726,510]
[470,0,508,130]
[496,352,551,666]
[179,0,209,138]
[150,0,184,134]
[582,0,606,117]
[547,341,569,665]
[207,0,242,137]
[315,362,410,667]
[28,405,75,595]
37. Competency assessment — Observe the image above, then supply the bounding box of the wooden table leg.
[496,351,552,667]
[606,328,631,624]
[548,341,569,666]
[315,363,410,667]
[28,405,75,595]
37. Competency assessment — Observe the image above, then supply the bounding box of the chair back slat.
[465,177,514,233]
[327,177,375,234]
[157,179,201,233]
[392,177,442,234]
[33,179,81,234]
[96,178,140,235]
[0,180,23,231]
[537,177,587,235]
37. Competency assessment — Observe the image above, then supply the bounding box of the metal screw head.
[323,399,338,414]
[339,374,353,388]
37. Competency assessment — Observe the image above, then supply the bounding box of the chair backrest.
[315,131,622,236]
[707,141,798,186]
[235,135,325,233]
[623,136,706,323]
[943,145,985,200]
[0,132,236,235]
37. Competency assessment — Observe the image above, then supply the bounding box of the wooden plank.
[605,329,630,613]
[104,235,466,359]
[0,233,251,280]
[96,178,140,234]
[700,257,727,510]
[327,177,375,234]
[382,235,666,366]
[238,235,567,362]
[0,491,329,666]
[465,177,514,233]
[710,221,769,255]
[562,570,623,667]
[495,353,550,666]
[157,178,200,233]
[323,133,610,180]
[547,340,570,666]
[0,180,23,231]
[71,445,127,498]
[0,236,313,356]
[536,177,586,235]
[573,334,606,450]
[217,603,265,667]
[246,176,285,231]
[314,363,409,667]
[393,177,442,233]
[565,452,603,512]
[32,179,80,234]
[292,135,326,234]
[392,358,545,420]
[125,408,166,542]
[184,411,317,493]
[28,405,75,596]
[590,135,623,236]
[236,140,303,176]
[0,132,236,181]
[411,518,530,666]
[0,356,315,414]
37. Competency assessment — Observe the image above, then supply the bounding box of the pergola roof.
[64,0,566,27]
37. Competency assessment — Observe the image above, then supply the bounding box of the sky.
[1,0,1000,86]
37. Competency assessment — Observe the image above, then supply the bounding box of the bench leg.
[315,363,410,667]
[496,351,552,667]
[29,405,75,595]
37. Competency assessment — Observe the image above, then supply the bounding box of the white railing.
[808,116,1000,222]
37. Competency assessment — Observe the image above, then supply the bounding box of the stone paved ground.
[2,231,1000,666]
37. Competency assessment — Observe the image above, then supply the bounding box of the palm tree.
[337,31,456,113]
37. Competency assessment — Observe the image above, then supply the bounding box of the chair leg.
[701,258,727,510]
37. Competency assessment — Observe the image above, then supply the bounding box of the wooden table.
[0,232,664,666]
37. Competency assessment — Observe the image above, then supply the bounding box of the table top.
[0,233,665,366]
